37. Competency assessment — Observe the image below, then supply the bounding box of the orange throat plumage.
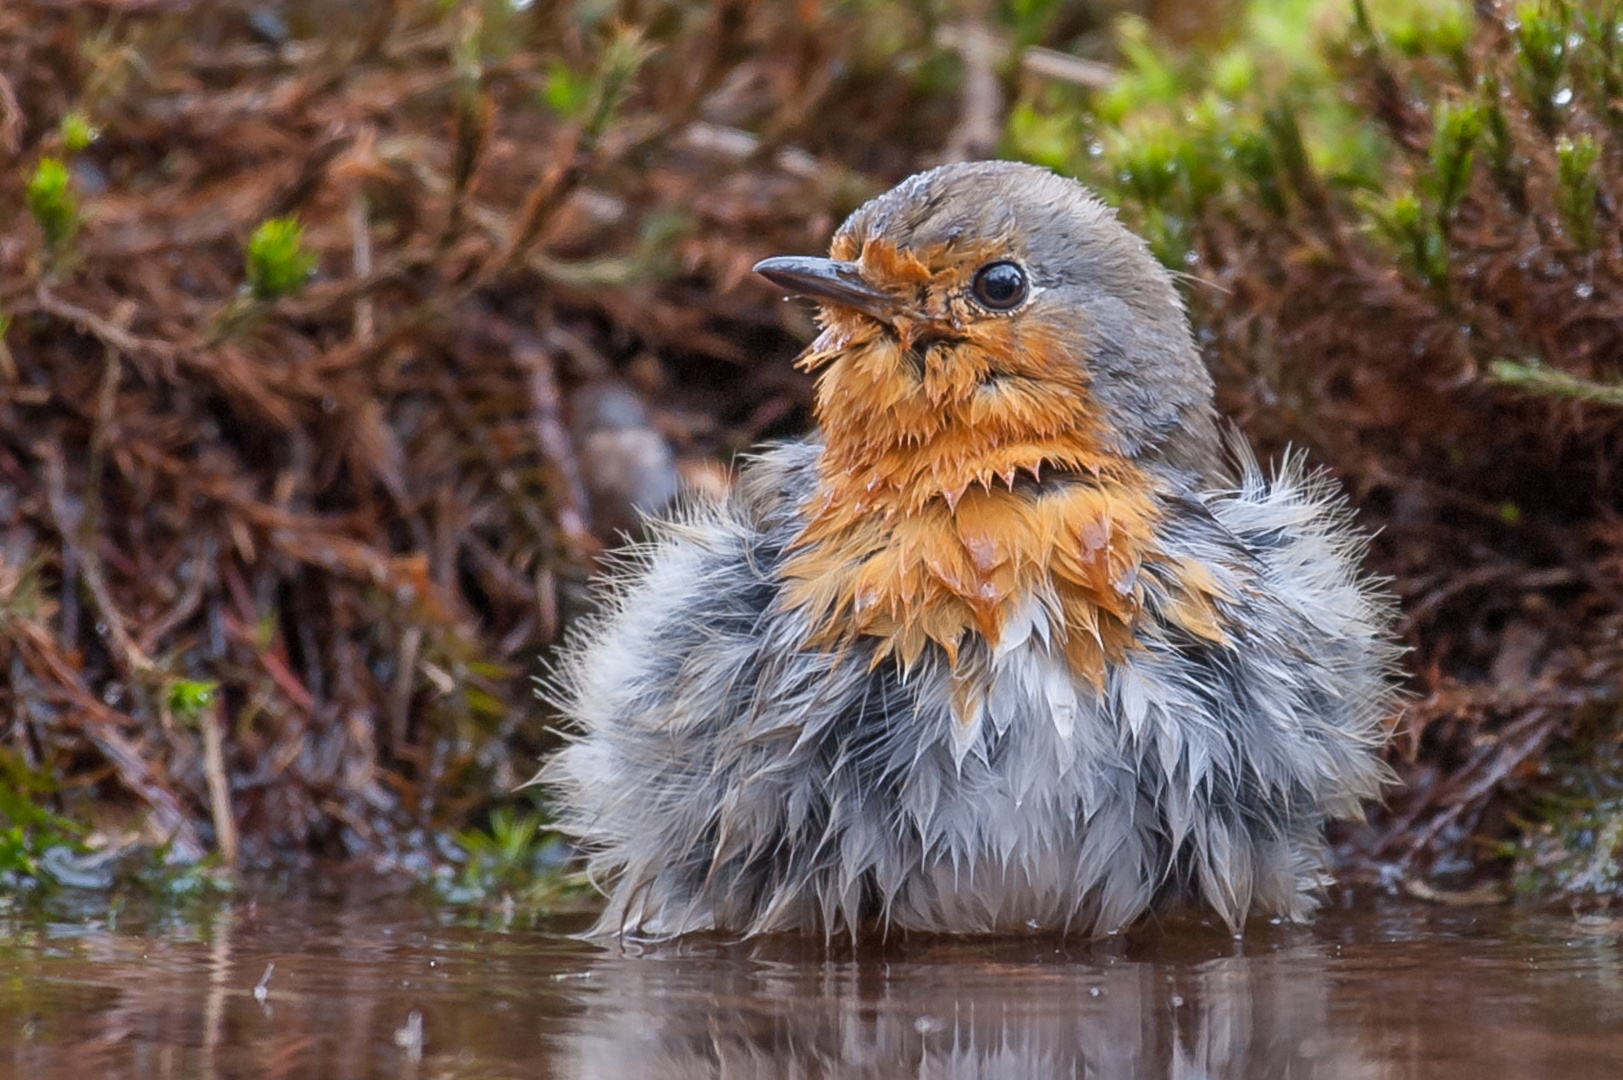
[779,243,1228,698]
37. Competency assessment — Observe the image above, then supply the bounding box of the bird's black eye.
[970,261,1028,311]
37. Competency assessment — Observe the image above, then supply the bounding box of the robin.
[538,160,1398,939]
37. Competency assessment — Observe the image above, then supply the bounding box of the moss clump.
[1513,734,1623,905]
[430,806,589,922]
[1516,802,1623,903]
[0,750,88,892]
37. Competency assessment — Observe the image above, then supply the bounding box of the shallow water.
[1,888,1620,1079]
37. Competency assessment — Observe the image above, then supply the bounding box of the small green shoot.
[541,26,654,144]
[166,679,220,724]
[60,111,101,153]
[1366,190,1448,291]
[26,158,80,253]
[542,62,593,119]
[1479,74,1527,210]
[245,217,317,301]
[1512,2,1569,134]
[1555,133,1599,251]
[1490,356,1623,407]
[1230,129,1287,217]
[1574,4,1623,132]
[1426,100,1481,224]
[585,27,655,142]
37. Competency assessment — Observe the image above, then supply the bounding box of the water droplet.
[322,396,339,413]
[94,621,108,636]
[1576,281,1594,299]
[1553,87,1573,107]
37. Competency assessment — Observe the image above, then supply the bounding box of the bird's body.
[540,161,1398,939]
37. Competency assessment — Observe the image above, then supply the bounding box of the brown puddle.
[2,889,1621,1078]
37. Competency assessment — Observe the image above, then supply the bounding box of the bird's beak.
[753,256,897,320]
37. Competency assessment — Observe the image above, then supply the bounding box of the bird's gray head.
[756,160,1220,480]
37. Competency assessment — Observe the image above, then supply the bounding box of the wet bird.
[539,161,1398,939]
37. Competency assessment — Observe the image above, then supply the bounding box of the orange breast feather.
[782,258,1228,695]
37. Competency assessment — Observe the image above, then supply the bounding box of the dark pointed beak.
[753,256,897,319]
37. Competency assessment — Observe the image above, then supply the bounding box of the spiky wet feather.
[540,441,1397,937]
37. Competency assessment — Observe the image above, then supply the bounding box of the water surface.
[1,888,1620,1078]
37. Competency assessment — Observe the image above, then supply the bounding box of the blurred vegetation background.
[2,0,1621,911]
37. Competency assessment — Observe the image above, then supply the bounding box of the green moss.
[1513,737,1623,904]
[245,217,317,301]
[1555,133,1600,251]
[538,24,651,140]
[1511,1,1571,135]
[430,805,589,918]
[131,846,233,901]
[59,111,101,153]
[165,679,219,723]
[1005,1,1420,267]
[0,751,87,892]
[1006,0,1623,407]
[1516,805,1623,900]
[25,158,79,253]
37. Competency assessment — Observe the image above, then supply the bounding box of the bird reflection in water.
[549,926,1378,1079]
